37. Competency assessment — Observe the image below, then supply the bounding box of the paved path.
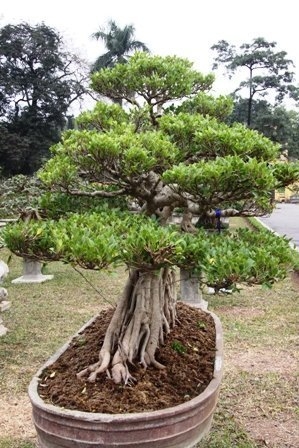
[258,203,299,250]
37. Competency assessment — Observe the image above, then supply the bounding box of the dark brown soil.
[38,302,216,414]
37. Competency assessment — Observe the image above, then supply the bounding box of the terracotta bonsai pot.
[28,310,223,448]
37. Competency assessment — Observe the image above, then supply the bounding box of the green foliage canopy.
[4,52,299,288]
[4,212,294,289]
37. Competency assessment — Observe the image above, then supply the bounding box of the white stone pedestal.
[0,317,8,336]
[180,269,208,310]
[0,260,9,281]
[0,301,11,312]
[12,259,53,284]
[0,324,8,336]
[0,285,9,336]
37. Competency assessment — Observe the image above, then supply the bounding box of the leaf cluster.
[3,213,294,289]
[91,52,214,105]
[177,227,293,289]
[160,113,279,161]
[174,92,234,122]
[162,156,275,209]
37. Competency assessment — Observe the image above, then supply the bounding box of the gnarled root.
[77,267,177,384]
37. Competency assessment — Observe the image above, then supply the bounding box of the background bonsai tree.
[4,53,299,385]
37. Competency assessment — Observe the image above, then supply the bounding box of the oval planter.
[28,310,223,448]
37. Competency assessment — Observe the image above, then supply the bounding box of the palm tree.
[91,20,149,73]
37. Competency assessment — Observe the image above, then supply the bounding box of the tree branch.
[67,188,126,197]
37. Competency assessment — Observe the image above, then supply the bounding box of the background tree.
[228,97,299,159]
[211,37,299,126]
[91,20,149,73]
[4,53,299,386]
[0,22,90,175]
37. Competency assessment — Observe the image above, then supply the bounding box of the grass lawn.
[0,218,298,447]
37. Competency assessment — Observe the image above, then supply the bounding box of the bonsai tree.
[0,175,43,218]
[4,53,299,385]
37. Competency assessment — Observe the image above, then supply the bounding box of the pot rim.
[28,309,223,422]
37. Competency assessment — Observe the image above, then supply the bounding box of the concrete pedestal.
[180,269,208,310]
[12,259,53,284]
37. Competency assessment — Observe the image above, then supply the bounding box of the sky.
[1,0,298,110]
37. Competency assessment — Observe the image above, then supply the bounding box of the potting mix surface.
[38,302,216,414]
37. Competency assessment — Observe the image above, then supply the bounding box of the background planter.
[12,258,53,284]
[28,310,223,448]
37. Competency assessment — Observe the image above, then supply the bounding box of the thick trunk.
[77,268,177,384]
[247,68,253,127]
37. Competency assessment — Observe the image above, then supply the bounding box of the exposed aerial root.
[77,267,177,384]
